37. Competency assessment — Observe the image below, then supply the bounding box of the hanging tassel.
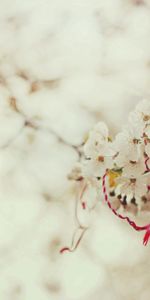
[143,226,150,246]
[60,226,87,254]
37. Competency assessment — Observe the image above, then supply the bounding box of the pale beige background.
[0,0,150,299]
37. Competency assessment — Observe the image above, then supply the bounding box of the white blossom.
[128,111,145,140]
[113,130,142,168]
[135,99,150,118]
[117,174,148,199]
[83,143,114,178]
[122,157,146,178]
[145,143,150,157]
[84,122,109,159]
[78,99,150,208]
[144,124,150,139]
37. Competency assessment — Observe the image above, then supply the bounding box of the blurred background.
[0,0,150,299]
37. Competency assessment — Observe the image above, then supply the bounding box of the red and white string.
[102,173,150,246]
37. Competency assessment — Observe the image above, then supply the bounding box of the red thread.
[143,226,150,246]
[60,247,71,254]
[60,171,150,254]
[145,157,150,172]
[60,226,88,254]
[102,173,150,246]
[82,202,86,209]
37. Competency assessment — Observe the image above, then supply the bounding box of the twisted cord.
[102,173,150,246]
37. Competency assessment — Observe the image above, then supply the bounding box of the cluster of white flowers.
[61,99,150,253]
[74,99,150,211]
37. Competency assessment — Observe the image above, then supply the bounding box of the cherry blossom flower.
[113,130,142,168]
[82,149,114,179]
[83,122,115,179]
[117,174,148,199]
[145,141,150,156]
[122,157,146,178]
[84,122,109,159]
[144,124,150,140]
[81,99,150,206]
[128,111,145,140]
[135,99,150,120]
